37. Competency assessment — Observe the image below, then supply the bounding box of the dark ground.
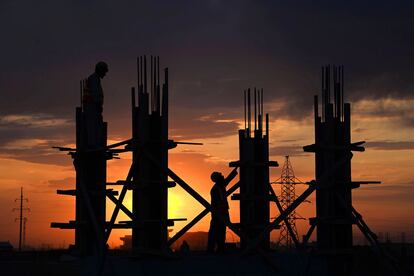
[1,244,413,276]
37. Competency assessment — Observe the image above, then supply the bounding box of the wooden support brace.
[104,161,136,243]
[106,193,134,220]
[104,142,144,243]
[334,191,402,274]
[301,224,316,247]
[303,142,365,153]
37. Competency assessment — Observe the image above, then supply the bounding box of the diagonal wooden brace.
[334,191,402,274]
[104,142,144,243]
[301,224,316,247]
[104,160,136,243]
[106,193,134,220]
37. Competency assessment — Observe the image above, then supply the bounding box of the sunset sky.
[0,1,413,249]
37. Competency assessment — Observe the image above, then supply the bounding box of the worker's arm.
[223,167,238,188]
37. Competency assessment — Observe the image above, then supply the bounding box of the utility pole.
[13,187,29,251]
[23,217,27,249]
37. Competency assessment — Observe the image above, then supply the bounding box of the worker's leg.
[207,219,217,252]
[217,220,226,252]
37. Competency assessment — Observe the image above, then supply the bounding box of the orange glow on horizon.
[1,98,414,248]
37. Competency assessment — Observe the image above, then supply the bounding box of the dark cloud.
[0,113,74,165]
[269,145,310,157]
[276,139,302,143]
[0,0,414,164]
[1,1,413,112]
[47,177,75,188]
[366,140,414,151]
[170,110,239,140]
[355,181,414,203]
[0,148,73,167]
[352,97,414,128]
[353,128,366,133]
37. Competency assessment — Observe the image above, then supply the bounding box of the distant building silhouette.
[120,232,210,252]
[172,232,209,252]
[0,241,13,252]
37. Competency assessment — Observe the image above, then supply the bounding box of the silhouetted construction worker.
[207,169,238,253]
[83,61,108,148]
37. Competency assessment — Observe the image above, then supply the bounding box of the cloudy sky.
[0,0,413,248]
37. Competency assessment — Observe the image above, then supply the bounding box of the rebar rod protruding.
[321,66,324,121]
[162,67,169,119]
[341,65,344,121]
[329,65,332,100]
[258,89,261,133]
[262,90,264,119]
[154,56,156,112]
[80,80,83,109]
[333,66,337,118]
[164,67,169,116]
[140,56,143,92]
[156,57,160,113]
[157,56,160,86]
[254,88,257,131]
[244,90,247,131]
[248,89,251,137]
[266,113,269,137]
[151,55,154,112]
[131,87,136,108]
[144,56,147,94]
[137,57,140,91]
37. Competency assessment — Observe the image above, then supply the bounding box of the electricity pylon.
[272,156,304,247]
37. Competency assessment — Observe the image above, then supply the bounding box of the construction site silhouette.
[1,59,412,276]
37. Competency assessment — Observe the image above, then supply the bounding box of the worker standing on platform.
[207,168,238,253]
[83,61,108,148]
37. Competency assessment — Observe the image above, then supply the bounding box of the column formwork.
[230,89,278,249]
[131,56,171,251]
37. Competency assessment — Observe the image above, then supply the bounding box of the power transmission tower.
[272,156,303,247]
[13,187,29,251]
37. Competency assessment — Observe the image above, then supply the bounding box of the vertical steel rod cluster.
[231,88,277,249]
[130,55,170,251]
[306,65,354,250]
[300,65,396,274]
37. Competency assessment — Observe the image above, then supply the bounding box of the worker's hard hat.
[210,172,222,182]
[95,61,108,72]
